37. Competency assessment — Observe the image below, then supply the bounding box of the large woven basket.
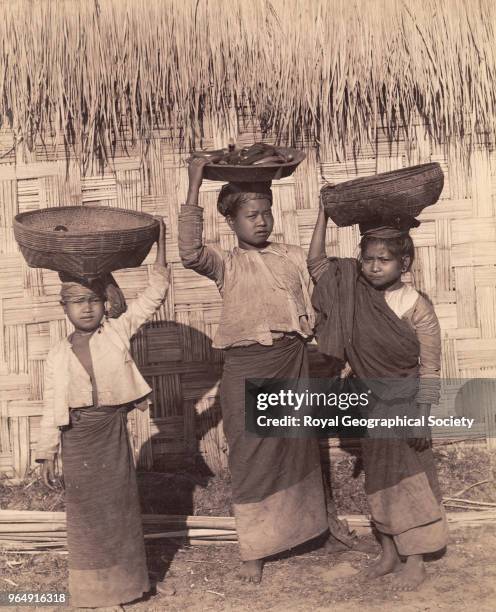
[200,148,306,182]
[321,162,444,226]
[14,205,159,280]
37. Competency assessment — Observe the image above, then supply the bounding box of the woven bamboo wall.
[0,119,495,479]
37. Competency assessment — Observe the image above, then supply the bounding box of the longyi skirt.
[220,336,328,561]
[61,404,150,607]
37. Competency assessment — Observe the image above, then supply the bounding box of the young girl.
[36,218,169,609]
[178,158,328,583]
[308,202,447,590]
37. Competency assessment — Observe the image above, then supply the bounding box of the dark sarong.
[312,259,447,555]
[220,336,328,561]
[62,405,150,607]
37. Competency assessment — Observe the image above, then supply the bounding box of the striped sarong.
[61,404,149,607]
[220,336,328,561]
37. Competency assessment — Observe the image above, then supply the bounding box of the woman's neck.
[383,279,404,292]
[237,240,271,251]
[72,327,98,337]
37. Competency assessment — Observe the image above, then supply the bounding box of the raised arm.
[178,158,225,286]
[307,200,331,283]
[110,216,170,341]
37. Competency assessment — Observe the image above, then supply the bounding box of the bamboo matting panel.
[0,121,495,478]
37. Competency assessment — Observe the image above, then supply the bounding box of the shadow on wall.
[130,319,225,475]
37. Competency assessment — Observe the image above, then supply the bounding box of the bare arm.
[155,215,166,266]
[308,202,328,261]
[110,216,170,340]
[307,201,331,283]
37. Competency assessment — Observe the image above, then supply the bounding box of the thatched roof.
[1,0,494,162]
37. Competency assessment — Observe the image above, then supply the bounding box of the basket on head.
[321,162,444,227]
[199,148,306,182]
[13,205,160,281]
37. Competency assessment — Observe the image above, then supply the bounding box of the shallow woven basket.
[199,148,306,182]
[14,205,159,280]
[321,162,444,226]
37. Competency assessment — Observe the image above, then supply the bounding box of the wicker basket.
[14,205,159,280]
[201,148,306,182]
[321,162,444,226]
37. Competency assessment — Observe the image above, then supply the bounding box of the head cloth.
[59,272,127,318]
[217,181,273,217]
[358,210,420,238]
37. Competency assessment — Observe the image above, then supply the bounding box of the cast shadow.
[130,320,224,600]
[308,345,364,471]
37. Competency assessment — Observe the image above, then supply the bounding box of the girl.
[308,202,447,591]
[36,218,169,609]
[178,158,328,583]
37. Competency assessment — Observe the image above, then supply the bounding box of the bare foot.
[360,552,402,579]
[239,559,263,584]
[360,533,402,579]
[391,556,426,591]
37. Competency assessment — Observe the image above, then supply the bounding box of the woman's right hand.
[40,459,58,490]
[187,157,209,190]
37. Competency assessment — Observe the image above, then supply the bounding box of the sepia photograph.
[0,1,495,610]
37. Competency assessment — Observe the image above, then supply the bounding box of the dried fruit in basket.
[192,142,293,166]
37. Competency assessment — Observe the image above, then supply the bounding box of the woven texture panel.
[1,121,495,478]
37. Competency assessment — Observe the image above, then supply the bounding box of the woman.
[37,219,169,608]
[308,202,447,590]
[178,158,328,583]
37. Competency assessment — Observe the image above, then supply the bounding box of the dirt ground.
[1,445,496,611]
[1,526,496,612]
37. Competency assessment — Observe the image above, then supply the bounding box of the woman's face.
[360,242,407,290]
[227,199,274,250]
[63,295,105,332]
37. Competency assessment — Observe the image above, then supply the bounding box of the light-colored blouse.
[178,204,315,349]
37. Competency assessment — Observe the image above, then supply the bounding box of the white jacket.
[35,264,170,461]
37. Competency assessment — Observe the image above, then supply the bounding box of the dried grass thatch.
[0,0,494,166]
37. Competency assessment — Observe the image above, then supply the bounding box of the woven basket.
[201,148,306,182]
[14,205,159,280]
[321,162,444,226]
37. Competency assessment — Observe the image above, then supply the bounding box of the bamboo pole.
[2,508,496,556]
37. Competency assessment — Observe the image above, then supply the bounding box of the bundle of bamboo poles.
[0,511,239,552]
[1,509,495,554]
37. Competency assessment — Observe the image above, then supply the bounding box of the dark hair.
[358,234,415,270]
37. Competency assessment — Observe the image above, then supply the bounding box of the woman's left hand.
[154,215,166,240]
[153,215,167,266]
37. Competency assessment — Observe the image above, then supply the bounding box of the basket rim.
[13,205,159,238]
[321,162,442,194]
